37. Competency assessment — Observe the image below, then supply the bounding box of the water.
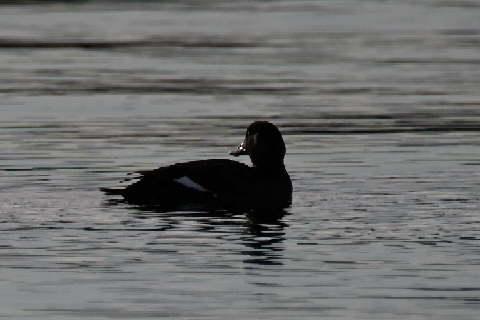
[1,1,480,319]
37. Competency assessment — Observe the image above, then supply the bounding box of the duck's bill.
[230,143,248,156]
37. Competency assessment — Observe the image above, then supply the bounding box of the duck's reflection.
[105,201,289,267]
[241,209,287,266]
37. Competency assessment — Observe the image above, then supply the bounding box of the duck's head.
[230,121,286,167]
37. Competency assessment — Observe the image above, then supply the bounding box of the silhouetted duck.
[101,121,292,210]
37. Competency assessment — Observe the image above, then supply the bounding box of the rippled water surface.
[1,1,480,319]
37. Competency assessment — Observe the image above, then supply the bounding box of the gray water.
[1,1,480,319]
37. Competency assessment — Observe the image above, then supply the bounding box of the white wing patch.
[173,176,211,193]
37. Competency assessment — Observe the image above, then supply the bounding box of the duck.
[101,121,292,210]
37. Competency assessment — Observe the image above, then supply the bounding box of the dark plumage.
[101,121,292,210]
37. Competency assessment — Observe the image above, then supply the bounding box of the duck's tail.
[100,187,125,196]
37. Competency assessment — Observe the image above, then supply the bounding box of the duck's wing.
[120,159,252,205]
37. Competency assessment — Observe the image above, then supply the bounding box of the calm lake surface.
[1,1,480,319]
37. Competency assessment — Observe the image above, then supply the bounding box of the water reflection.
[119,204,289,267]
[243,211,287,266]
